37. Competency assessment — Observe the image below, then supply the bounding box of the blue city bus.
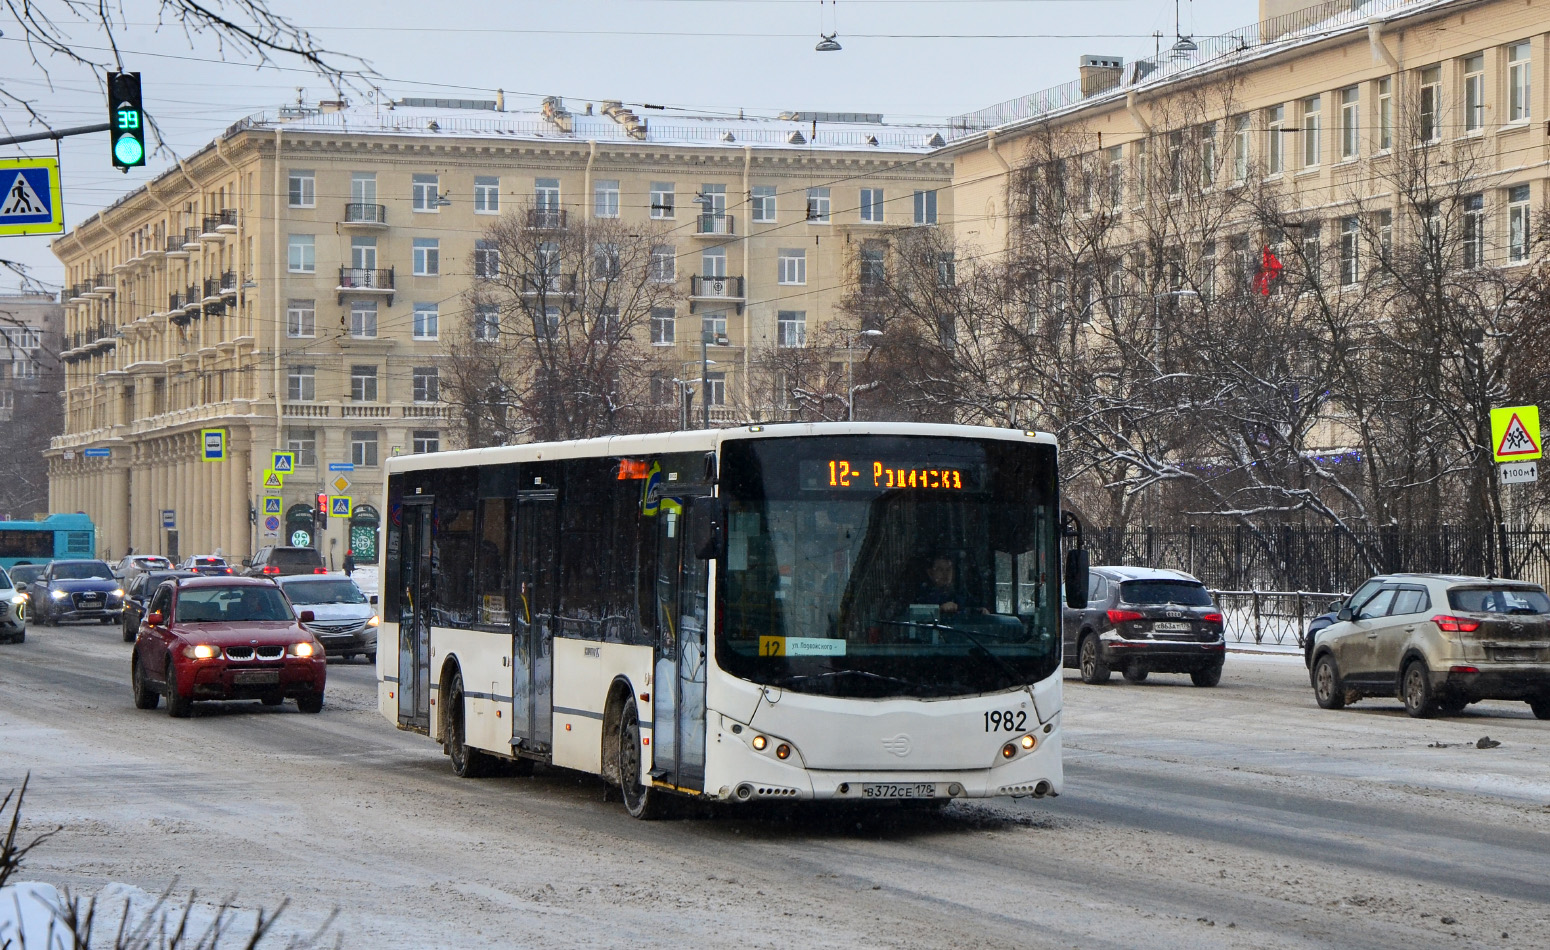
[0,513,96,568]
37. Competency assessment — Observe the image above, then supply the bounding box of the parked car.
[129,576,327,717]
[1063,566,1226,687]
[31,559,123,626]
[178,555,233,576]
[0,567,26,643]
[1302,577,1392,668]
[1308,573,1550,719]
[243,546,326,577]
[6,563,46,623]
[113,554,173,582]
[121,569,201,641]
[275,574,379,662]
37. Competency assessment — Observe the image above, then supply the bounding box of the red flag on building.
[1254,245,1283,296]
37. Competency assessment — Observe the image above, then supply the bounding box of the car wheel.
[445,671,494,777]
[1122,665,1148,683]
[618,701,668,820]
[1527,696,1550,720]
[1401,659,1438,719]
[165,665,192,718]
[131,655,159,710]
[296,692,324,714]
[122,623,136,643]
[1312,655,1345,709]
[1190,664,1223,688]
[1078,634,1110,685]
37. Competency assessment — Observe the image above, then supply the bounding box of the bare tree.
[443,206,684,446]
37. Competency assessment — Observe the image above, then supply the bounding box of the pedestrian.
[343,549,355,576]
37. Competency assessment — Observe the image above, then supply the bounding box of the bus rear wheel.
[445,671,496,777]
[618,703,668,820]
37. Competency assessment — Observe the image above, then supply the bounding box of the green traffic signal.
[113,133,144,166]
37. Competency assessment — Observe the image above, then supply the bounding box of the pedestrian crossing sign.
[262,496,282,515]
[271,450,295,474]
[0,158,65,237]
[330,495,352,518]
[1491,405,1541,463]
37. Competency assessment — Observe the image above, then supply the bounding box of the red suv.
[129,576,327,717]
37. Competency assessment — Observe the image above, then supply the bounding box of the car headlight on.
[112,588,125,598]
[50,590,68,600]
[288,641,317,658]
[9,594,25,606]
[367,615,380,627]
[183,644,221,660]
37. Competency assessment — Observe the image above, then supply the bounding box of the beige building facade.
[49,97,952,562]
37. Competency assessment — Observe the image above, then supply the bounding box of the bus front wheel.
[445,671,496,777]
[618,703,668,820]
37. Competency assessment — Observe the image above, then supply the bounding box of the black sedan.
[32,559,124,626]
[121,569,200,641]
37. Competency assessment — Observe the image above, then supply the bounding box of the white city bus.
[378,422,1079,818]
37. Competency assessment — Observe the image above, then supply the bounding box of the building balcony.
[341,405,392,418]
[337,267,395,305]
[220,270,238,295]
[694,214,735,237]
[200,216,224,241]
[92,274,114,294]
[343,203,388,228]
[180,227,202,251]
[524,209,567,230]
[282,403,331,419]
[202,277,223,304]
[689,275,745,314]
[165,235,190,259]
[67,284,89,305]
[217,209,239,233]
[519,272,577,295]
[402,405,449,419]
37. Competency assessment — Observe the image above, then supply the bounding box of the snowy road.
[2,625,1547,949]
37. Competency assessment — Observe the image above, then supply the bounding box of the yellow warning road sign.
[262,468,285,489]
[1491,405,1542,463]
[0,157,64,237]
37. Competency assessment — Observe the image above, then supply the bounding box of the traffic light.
[316,493,329,520]
[107,72,146,172]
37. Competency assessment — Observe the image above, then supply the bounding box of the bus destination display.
[799,459,983,492]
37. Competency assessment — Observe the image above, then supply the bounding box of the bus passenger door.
[651,497,708,791]
[397,500,434,731]
[514,490,558,752]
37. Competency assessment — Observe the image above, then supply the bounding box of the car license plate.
[1490,647,1539,662]
[233,670,280,686]
[1153,621,1191,632]
[860,783,936,799]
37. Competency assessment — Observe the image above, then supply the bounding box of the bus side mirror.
[1064,548,1090,610]
[693,497,726,561]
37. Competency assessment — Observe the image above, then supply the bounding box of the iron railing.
[1211,590,1344,648]
[690,275,744,298]
[344,202,387,224]
[338,267,395,290]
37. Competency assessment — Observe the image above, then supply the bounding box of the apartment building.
[0,294,62,519]
[48,97,952,561]
[947,0,1545,269]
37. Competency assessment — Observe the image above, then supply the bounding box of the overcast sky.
[1,0,1246,292]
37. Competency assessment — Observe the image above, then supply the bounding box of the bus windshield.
[716,435,1061,699]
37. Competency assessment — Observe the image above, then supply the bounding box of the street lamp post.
[701,329,729,428]
[847,328,884,421]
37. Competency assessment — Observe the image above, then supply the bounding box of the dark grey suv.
[1063,566,1226,686]
[243,545,326,577]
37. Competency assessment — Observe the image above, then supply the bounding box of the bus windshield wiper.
[877,619,1026,689]
[775,669,922,692]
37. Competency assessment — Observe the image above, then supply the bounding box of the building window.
[474,305,500,341]
[412,430,440,454]
[412,238,440,276]
[1508,184,1531,262]
[705,372,726,406]
[698,183,727,219]
[350,430,379,467]
[913,189,938,225]
[1266,104,1285,175]
[537,305,561,339]
[752,185,777,223]
[860,187,884,223]
[701,312,727,338]
[412,173,439,212]
[1339,86,1359,159]
[1462,194,1485,269]
[859,244,886,287]
[935,252,956,288]
[351,172,376,204]
[1231,116,1249,183]
[350,365,378,402]
[1463,54,1485,132]
[413,303,439,340]
[593,306,620,342]
[1376,77,1393,151]
[288,170,315,208]
[1106,146,1125,206]
[286,428,317,467]
[1301,95,1321,168]
[1167,130,1185,195]
[650,181,675,219]
[413,366,439,402]
[473,239,499,279]
[286,300,315,338]
[701,246,727,279]
[1375,209,1393,262]
[594,179,620,218]
[1133,139,1148,203]
[534,177,560,213]
[474,176,500,214]
[1199,123,1217,189]
[1339,217,1360,286]
[777,248,806,285]
[651,308,675,345]
[1298,223,1321,290]
[593,242,621,279]
[351,236,377,270]
[806,187,831,223]
[1199,241,1216,302]
[1508,41,1531,123]
[1419,66,1441,143]
[649,245,676,282]
[776,310,806,347]
[286,366,315,402]
[650,374,675,405]
[350,299,378,338]
[287,234,314,273]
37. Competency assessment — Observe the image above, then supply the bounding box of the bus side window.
[474,498,511,626]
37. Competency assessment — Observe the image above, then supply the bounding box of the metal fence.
[1211,590,1343,649]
